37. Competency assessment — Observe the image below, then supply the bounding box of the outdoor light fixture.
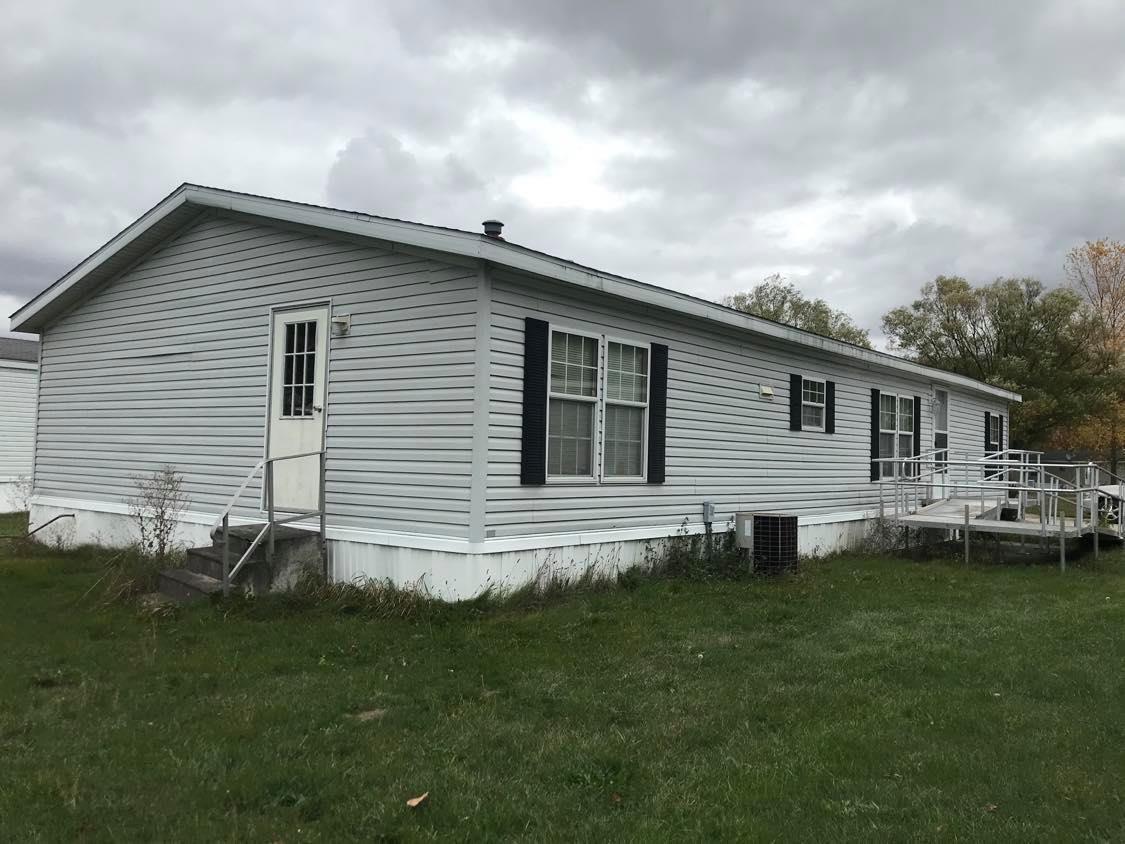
[331,314,351,337]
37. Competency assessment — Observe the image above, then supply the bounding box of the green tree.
[723,275,873,348]
[882,276,1112,448]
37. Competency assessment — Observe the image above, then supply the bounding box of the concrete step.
[209,523,313,555]
[183,546,260,581]
[158,568,223,602]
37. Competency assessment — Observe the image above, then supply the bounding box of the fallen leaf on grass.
[349,709,387,722]
[407,792,429,809]
[983,803,999,813]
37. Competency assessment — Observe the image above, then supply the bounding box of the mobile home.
[11,184,1018,597]
[0,337,38,513]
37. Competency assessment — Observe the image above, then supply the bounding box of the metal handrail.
[211,449,324,534]
[0,513,75,540]
[874,450,1115,543]
[217,450,327,596]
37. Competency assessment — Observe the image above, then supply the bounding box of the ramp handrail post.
[222,513,230,597]
[318,449,328,579]
[266,459,275,572]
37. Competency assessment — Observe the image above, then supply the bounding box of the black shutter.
[999,414,1005,451]
[913,395,922,476]
[519,317,550,485]
[870,389,880,481]
[789,374,802,431]
[647,343,669,484]
[825,381,836,434]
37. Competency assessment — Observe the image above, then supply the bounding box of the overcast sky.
[4,1,1125,341]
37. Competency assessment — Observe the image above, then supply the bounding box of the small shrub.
[860,515,908,556]
[648,518,749,581]
[127,466,189,563]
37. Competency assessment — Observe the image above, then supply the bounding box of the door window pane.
[281,320,317,418]
[933,390,948,431]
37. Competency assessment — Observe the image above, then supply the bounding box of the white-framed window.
[988,414,1001,452]
[801,377,826,431]
[879,392,915,478]
[547,328,650,481]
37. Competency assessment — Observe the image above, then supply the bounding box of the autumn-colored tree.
[1062,239,1125,471]
[882,276,1112,448]
[1066,239,1125,352]
[723,275,873,348]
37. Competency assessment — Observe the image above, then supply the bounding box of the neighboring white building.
[0,336,38,512]
[11,184,1018,597]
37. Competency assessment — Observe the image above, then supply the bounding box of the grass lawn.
[2,513,1124,841]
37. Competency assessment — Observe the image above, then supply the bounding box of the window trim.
[544,324,652,485]
[800,376,826,433]
[878,390,915,479]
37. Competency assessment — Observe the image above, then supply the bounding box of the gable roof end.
[10,183,1021,403]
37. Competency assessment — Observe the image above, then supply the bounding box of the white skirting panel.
[331,519,874,600]
[27,499,878,600]
[330,537,657,601]
[27,502,216,551]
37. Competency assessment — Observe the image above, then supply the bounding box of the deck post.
[963,505,970,564]
[1059,511,1066,573]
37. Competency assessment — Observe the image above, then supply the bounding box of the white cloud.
[2,0,1125,339]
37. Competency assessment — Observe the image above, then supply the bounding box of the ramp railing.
[873,450,1118,540]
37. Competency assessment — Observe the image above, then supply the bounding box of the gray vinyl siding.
[947,390,1005,459]
[34,214,477,536]
[486,270,1010,538]
[0,364,36,480]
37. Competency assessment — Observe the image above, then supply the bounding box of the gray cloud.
[3,0,1125,342]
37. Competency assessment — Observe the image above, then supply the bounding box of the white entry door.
[267,305,329,512]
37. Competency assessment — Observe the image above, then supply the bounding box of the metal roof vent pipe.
[482,219,504,239]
